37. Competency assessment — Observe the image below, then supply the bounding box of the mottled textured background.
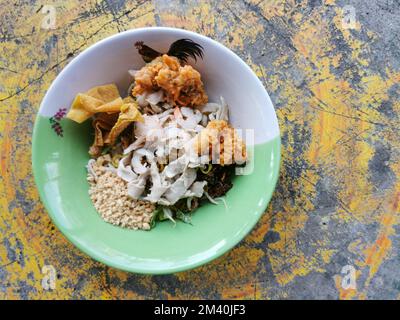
[1,0,400,299]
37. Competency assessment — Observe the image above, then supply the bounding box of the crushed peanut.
[87,155,155,230]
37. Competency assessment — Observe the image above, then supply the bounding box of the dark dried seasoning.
[198,164,235,198]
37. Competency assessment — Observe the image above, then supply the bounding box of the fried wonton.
[88,112,120,157]
[106,103,143,145]
[88,102,143,157]
[67,84,123,123]
[93,113,120,146]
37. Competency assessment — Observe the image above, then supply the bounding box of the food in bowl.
[33,27,281,274]
[66,39,247,230]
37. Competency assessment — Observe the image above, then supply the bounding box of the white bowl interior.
[40,27,279,145]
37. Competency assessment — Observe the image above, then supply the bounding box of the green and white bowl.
[32,27,281,274]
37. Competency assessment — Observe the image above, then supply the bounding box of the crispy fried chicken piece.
[132,54,208,107]
[193,120,247,166]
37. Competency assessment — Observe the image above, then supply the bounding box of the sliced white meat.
[124,136,146,155]
[135,115,161,137]
[163,156,187,178]
[176,107,202,130]
[131,149,153,175]
[185,181,207,198]
[116,96,232,205]
[144,185,168,203]
[198,102,220,114]
[127,177,146,199]
[181,107,203,123]
[136,92,148,107]
[149,103,163,114]
[117,157,137,182]
[162,103,173,110]
[163,168,197,204]
[146,90,164,105]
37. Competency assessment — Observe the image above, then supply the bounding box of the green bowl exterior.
[32,115,281,274]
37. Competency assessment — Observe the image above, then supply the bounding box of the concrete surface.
[0,0,400,299]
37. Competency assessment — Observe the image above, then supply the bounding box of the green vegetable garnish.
[176,210,193,225]
[200,163,213,174]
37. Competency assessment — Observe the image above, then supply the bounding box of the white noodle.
[203,191,219,205]
[215,197,228,210]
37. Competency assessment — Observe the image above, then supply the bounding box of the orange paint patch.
[362,192,400,286]
[248,215,272,244]
[0,119,16,201]
[221,282,260,300]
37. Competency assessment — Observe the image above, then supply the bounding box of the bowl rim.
[32,27,281,274]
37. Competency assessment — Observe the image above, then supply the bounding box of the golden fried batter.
[133,54,208,107]
[193,120,247,165]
